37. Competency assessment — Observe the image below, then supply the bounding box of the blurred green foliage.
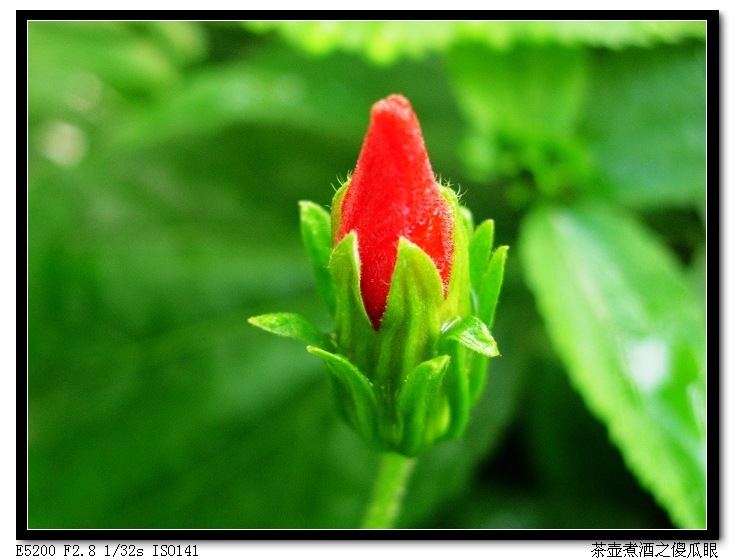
[28,20,707,528]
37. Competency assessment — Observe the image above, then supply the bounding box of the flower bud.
[249,95,507,457]
[336,94,454,329]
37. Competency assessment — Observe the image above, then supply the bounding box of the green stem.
[361,452,416,529]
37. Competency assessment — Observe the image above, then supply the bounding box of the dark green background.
[28,21,707,529]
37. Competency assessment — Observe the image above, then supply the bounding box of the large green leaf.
[243,21,706,65]
[519,202,706,528]
[579,44,706,208]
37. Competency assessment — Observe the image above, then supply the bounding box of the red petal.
[337,94,454,329]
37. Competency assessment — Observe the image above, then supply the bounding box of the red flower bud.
[336,94,454,329]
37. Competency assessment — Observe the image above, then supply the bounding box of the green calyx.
[249,183,507,457]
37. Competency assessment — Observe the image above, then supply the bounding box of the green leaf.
[299,201,336,316]
[248,312,330,349]
[519,202,706,528]
[307,346,380,450]
[243,21,705,65]
[469,219,495,291]
[397,355,451,456]
[580,44,706,208]
[476,246,509,328]
[244,21,460,65]
[442,316,499,358]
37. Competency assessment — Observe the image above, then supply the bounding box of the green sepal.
[299,201,336,316]
[468,353,490,405]
[441,315,499,404]
[378,237,445,384]
[329,231,376,366]
[460,205,475,237]
[439,186,472,320]
[248,312,332,349]
[330,182,349,245]
[476,245,508,328]
[330,230,451,453]
[441,316,499,358]
[397,355,451,456]
[466,223,506,402]
[438,335,471,439]
[469,219,495,293]
[306,346,380,450]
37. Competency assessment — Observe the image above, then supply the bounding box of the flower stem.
[361,452,417,529]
